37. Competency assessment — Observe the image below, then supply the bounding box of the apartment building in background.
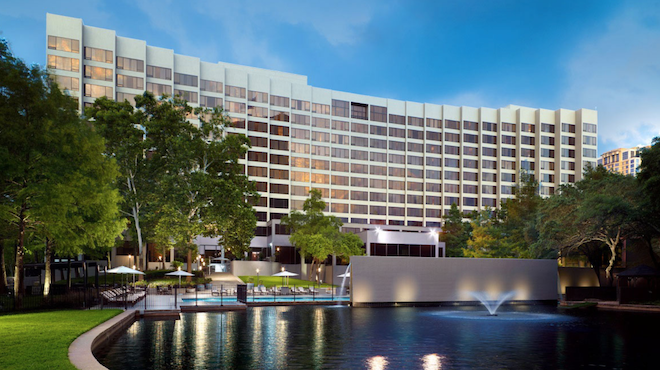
[45,14,598,267]
[598,146,649,176]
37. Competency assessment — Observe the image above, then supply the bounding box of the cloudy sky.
[2,0,659,153]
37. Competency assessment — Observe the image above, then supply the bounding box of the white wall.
[351,256,558,304]
[231,261,282,277]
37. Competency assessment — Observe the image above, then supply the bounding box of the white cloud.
[562,4,660,151]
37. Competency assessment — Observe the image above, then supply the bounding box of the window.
[270,184,289,194]
[332,203,349,213]
[247,166,267,177]
[426,170,441,180]
[583,123,597,133]
[370,138,387,149]
[351,149,368,160]
[332,148,349,158]
[225,85,246,98]
[200,96,222,108]
[47,55,79,72]
[370,165,387,176]
[464,134,479,144]
[351,122,368,134]
[84,84,112,98]
[84,47,112,63]
[332,134,349,144]
[445,197,459,206]
[389,114,405,125]
[408,116,424,127]
[445,120,460,130]
[55,76,79,91]
[583,136,597,146]
[174,73,198,87]
[463,121,478,131]
[389,141,405,151]
[561,136,576,146]
[230,118,245,128]
[174,89,198,103]
[371,152,387,163]
[464,159,478,169]
[407,169,423,179]
[482,160,497,169]
[292,114,310,126]
[351,163,368,174]
[389,127,406,138]
[541,161,555,170]
[426,157,441,167]
[521,136,535,146]
[351,191,368,201]
[389,180,405,190]
[270,169,289,180]
[271,110,289,122]
[408,156,423,166]
[389,154,405,164]
[270,198,289,209]
[501,135,516,145]
[445,171,460,181]
[408,182,423,191]
[541,123,555,133]
[310,117,329,129]
[522,123,535,133]
[502,148,516,157]
[561,160,575,171]
[332,189,349,199]
[312,145,330,156]
[482,185,497,194]
[226,101,246,114]
[583,148,597,158]
[427,183,441,192]
[445,133,460,143]
[201,79,223,93]
[561,123,576,133]
[502,122,516,132]
[332,161,349,172]
[84,66,113,81]
[48,35,79,53]
[332,175,349,186]
[426,118,442,128]
[248,91,268,103]
[502,173,516,183]
[482,121,497,132]
[371,179,387,189]
[521,149,535,158]
[248,136,267,148]
[146,82,171,96]
[332,100,349,117]
[464,172,478,182]
[562,149,576,158]
[501,160,516,170]
[332,120,349,131]
[445,158,459,168]
[370,105,387,122]
[351,177,368,187]
[312,174,329,184]
[270,95,289,108]
[312,103,330,115]
[389,167,405,177]
[248,106,268,118]
[291,143,310,154]
[445,145,459,155]
[407,130,423,140]
[248,151,268,162]
[146,65,172,80]
[482,147,497,157]
[464,185,478,194]
[426,144,441,154]
[248,121,268,133]
[271,125,290,137]
[351,102,368,120]
[408,143,423,153]
[482,134,497,145]
[541,136,555,146]
[292,99,310,111]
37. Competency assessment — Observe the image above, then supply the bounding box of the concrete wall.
[558,267,600,294]
[351,256,558,304]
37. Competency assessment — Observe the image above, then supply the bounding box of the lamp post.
[256,268,260,288]
[317,267,321,290]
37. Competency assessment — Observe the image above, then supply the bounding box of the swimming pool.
[182,296,350,303]
[95,304,660,369]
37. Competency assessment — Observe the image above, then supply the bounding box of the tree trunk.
[14,204,27,308]
[162,246,166,270]
[0,239,7,294]
[309,260,317,282]
[67,259,72,289]
[187,249,193,282]
[43,238,53,297]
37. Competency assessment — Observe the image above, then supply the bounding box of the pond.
[95,305,659,369]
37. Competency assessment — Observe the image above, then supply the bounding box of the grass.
[239,275,335,288]
[0,309,122,370]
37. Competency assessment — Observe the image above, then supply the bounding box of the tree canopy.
[282,190,364,281]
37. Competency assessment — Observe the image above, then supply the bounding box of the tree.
[282,190,364,281]
[637,137,660,268]
[439,203,472,257]
[536,165,641,284]
[0,39,124,305]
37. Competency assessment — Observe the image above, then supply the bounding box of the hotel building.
[598,146,648,176]
[46,14,598,267]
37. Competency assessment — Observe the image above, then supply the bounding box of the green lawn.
[0,309,122,370]
[239,275,335,288]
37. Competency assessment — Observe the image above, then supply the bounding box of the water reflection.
[96,305,659,370]
[367,355,388,370]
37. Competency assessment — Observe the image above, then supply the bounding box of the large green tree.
[282,190,364,281]
[0,39,124,305]
[536,165,642,284]
[439,203,472,257]
[637,137,660,268]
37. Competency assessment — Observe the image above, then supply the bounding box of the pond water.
[95,305,659,369]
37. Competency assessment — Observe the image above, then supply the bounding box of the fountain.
[469,291,517,316]
[339,263,351,296]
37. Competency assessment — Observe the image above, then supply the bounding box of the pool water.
[95,305,660,369]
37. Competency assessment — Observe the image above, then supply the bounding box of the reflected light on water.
[367,355,388,370]
[422,353,444,370]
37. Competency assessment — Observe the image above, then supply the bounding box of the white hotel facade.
[46,14,598,267]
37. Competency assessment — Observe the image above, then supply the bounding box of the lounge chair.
[211,288,220,296]
[295,286,308,295]
[258,286,268,295]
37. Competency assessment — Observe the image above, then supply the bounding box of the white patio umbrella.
[107,266,145,308]
[166,270,195,287]
[337,272,351,278]
[272,270,298,286]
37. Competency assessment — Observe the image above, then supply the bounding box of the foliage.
[0,39,124,304]
[637,137,660,268]
[0,310,121,370]
[171,260,184,270]
[239,275,336,288]
[535,165,642,283]
[282,190,364,280]
[439,203,472,257]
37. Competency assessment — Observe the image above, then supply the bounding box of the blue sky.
[2,0,659,154]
